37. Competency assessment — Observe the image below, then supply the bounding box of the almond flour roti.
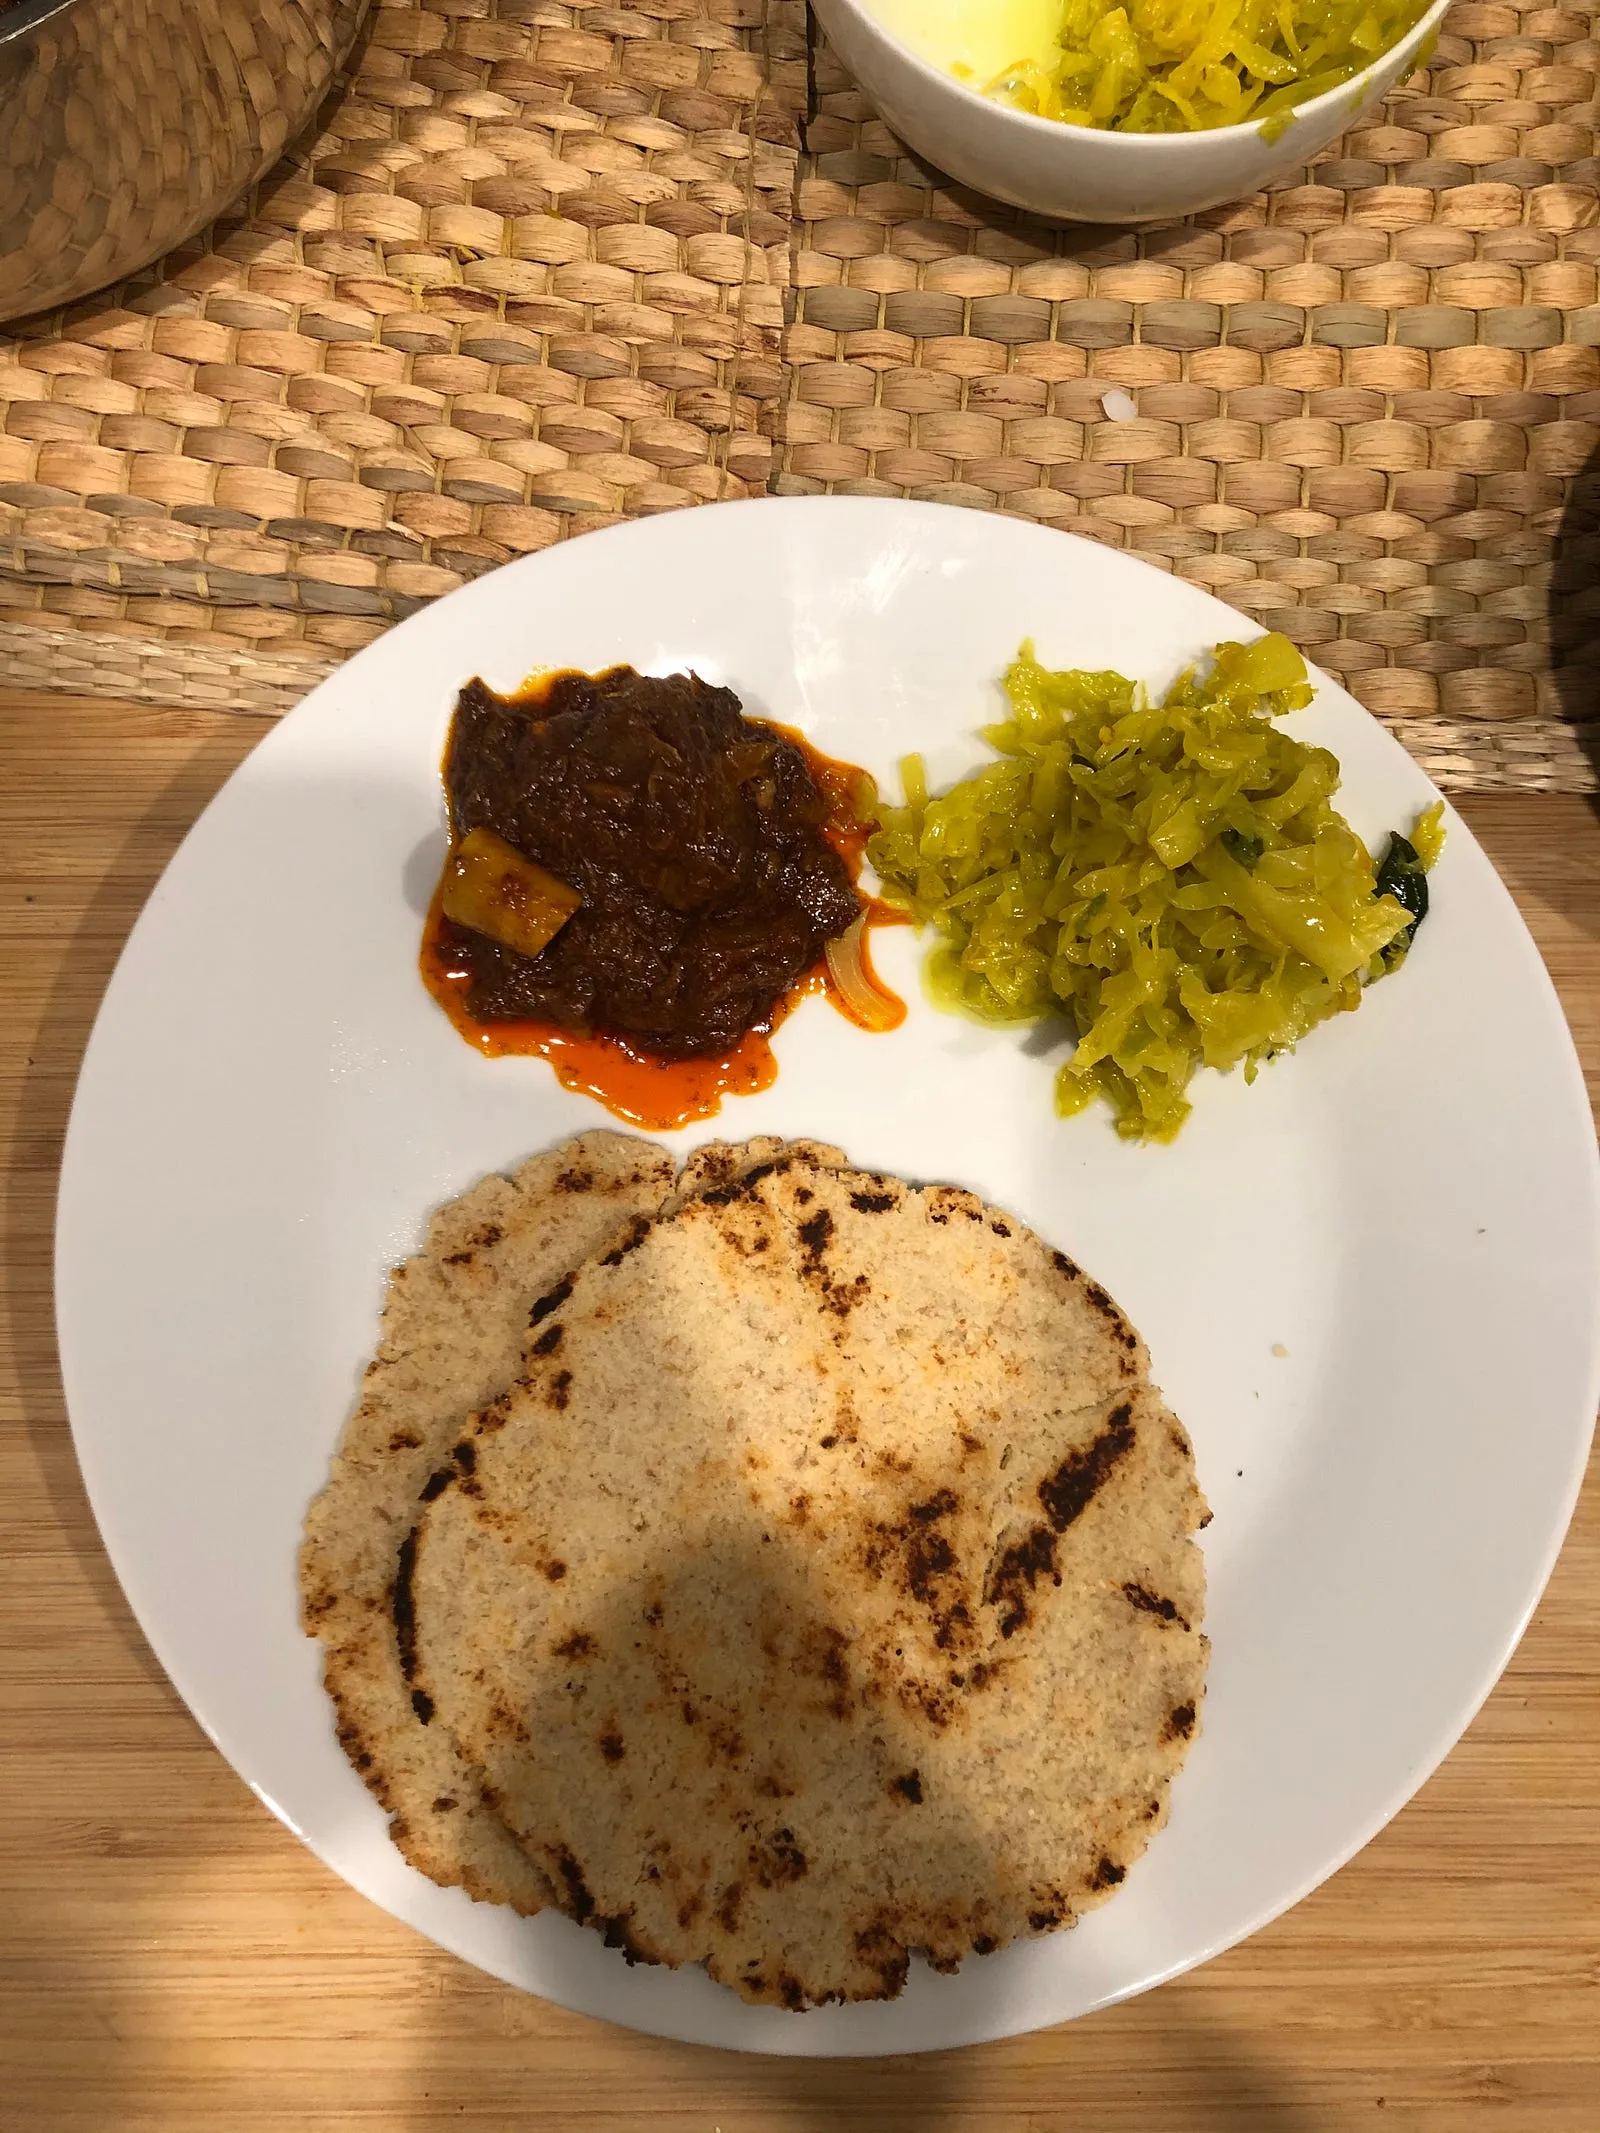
[389,1143,1209,2007]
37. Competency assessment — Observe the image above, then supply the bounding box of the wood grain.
[1,691,1596,2132]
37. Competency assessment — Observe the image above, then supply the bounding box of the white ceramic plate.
[58,499,1600,2057]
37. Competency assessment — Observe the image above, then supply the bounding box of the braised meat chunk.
[441,668,862,1059]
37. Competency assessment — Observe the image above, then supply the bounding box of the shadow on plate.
[404,827,451,919]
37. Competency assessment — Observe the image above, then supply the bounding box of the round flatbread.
[299,1129,678,1909]
[300,1132,850,1909]
[410,1154,1209,2005]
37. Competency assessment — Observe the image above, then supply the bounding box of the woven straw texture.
[1,0,1597,792]
[776,2,1600,792]
[0,0,798,707]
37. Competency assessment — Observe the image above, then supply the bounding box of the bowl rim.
[1,0,92,49]
[816,0,1452,153]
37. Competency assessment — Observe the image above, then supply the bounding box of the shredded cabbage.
[1409,799,1446,872]
[990,0,1433,135]
[868,634,1442,1143]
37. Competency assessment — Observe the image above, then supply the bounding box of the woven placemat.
[774,1,1600,792]
[0,0,798,710]
[0,0,1596,794]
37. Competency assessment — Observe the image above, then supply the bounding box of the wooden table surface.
[2,689,1596,2132]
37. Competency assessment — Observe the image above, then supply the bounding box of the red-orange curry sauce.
[421,677,906,1132]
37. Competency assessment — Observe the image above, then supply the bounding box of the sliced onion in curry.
[825,914,905,1034]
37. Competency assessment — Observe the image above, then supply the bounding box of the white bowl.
[809,0,1451,225]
